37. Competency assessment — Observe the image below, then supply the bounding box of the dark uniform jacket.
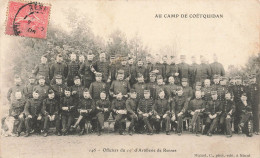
[210,62,225,77]
[50,62,68,80]
[206,100,222,115]
[93,60,110,82]
[145,63,153,82]
[33,85,50,100]
[24,83,36,99]
[189,98,205,112]
[42,98,59,116]
[89,81,107,100]
[109,80,130,96]
[138,98,154,113]
[189,63,199,85]
[247,83,259,105]
[183,86,193,100]
[154,98,170,116]
[111,99,126,111]
[178,62,190,81]
[133,82,147,100]
[109,62,118,82]
[67,61,79,79]
[146,82,157,99]
[164,84,178,99]
[33,63,51,81]
[126,98,137,115]
[117,65,130,79]
[24,98,42,117]
[166,63,179,79]
[154,84,166,99]
[222,100,235,115]
[171,95,189,114]
[10,99,26,117]
[231,85,245,104]
[153,63,165,79]
[194,63,211,82]
[60,96,75,114]
[79,60,95,81]
[78,98,95,110]
[239,101,252,114]
[201,86,213,101]
[135,66,147,81]
[95,99,111,112]
[7,85,25,103]
[71,85,85,103]
[51,83,65,101]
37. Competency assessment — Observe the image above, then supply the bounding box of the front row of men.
[10,83,253,137]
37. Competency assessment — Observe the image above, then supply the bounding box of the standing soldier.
[33,55,51,84]
[178,55,190,84]
[219,92,235,137]
[201,79,213,102]
[135,59,147,82]
[109,69,130,100]
[192,82,202,100]
[50,54,68,81]
[154,75,166,99]
[50,75,65,105]
[146,72,157,100]
[181,78,193,101]
[42,90,61,137]
[79,51,96,88]
[171,87,189,135]
[194,55,211,84]
[33,76,50,101]
[210,54,225,79]
[145,54,153,83]
[126,89,138,135]
[111,93,127,135]
[137,90,154,135]
[166,55,179,85]
[162,55,168,82]
[24,75,36,100]
[66,53,80,87]
[247,74,259,135]
[189,56,199,88]
[232,75,246,133]
[108,54,118,83]
[164,76,178,100]
[117,56,131,81]
[128,57,137,87]
[89,72,107,101]
[7,75,25,103]
[153,54,165,80]
[218,76,231,102]
[93,52,110,83]
[133,73,147,102]
[204,91,222,136]
[153,90,171,135]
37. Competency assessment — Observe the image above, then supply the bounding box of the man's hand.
[72,91,77,95]
[177,112,183,117]
[28,115,32,119]
[171,115,176,121]
[191,111,195,116]
[104,108,108,112]
[62,107,68,111]
[37,115,42,120]
[175,72,179,76]
[226,115,231,119]
[107,79,111,83]
[19,114,24,119]
[163,114,167,118]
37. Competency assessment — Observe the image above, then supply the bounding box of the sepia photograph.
[0,0,259,158]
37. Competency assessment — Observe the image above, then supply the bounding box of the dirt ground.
[1,131,260,158]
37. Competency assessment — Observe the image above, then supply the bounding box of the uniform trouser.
[190,113,201,133]
[43,115,61,133]
[219,114,232,135]
[114,114,126,133]
[126,113,138,131]
[17,117,25,133]
[96,112,110,131]
[176,115,184,133]
[25,116,43,133]
[153,115,170,132]
[137,114,153,132]
[239,113,253,135]
[204,117,219,134]
[252,103,259,133]
[234,111,241,133]
[61,113,74,133]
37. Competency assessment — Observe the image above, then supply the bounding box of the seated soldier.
[238,93,253,137]
[95,91,111,136]
[219,92,235,137]
[165,76,178,101]
[42,90,61,137]
[181,78,193,101]
[60,87,76,135]
[126,89,138,136]
[204,91,222,136]
[137,90,154,135]
[188,90,206,136]
[153,90,171,135]
[24,75,36,100]
[72,88,95,135]
[23,90,43,137]
[170,86,189,136]
[111,93,127,135]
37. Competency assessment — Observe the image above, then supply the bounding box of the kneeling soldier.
[42,90,61,137]
[219,92,235,137]
[204,91,222,136]
[24,90,43,137]
[111,93,127,135]
[153,90,171,135]
[171,87,189,135]
[95,91,111,136]
[126,89,138,136]
[72,88,95,135]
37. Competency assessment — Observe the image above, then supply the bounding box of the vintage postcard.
[0,0,259,158]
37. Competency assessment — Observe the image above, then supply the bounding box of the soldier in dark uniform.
[237,93,253,137]
[24,75,36,100]
[7,75,25,103]
[162,55,168,82]
[79,54,85,65]
[145,54,153,83]
[165,76,178,100]
[9,92,26,137]
[133,73,147,102]
[126,89,138,135]
[192,82,202,100]
[128,57,137,87]
[79,51,96,88]
[109,69,130,100]
[154,75,166,99]
[178,55,190,84]
[50,75,65,104]
[171,87,189,135]
[211,75,221,91]
[32,56,51,84]
[219,92,235,137]
[50,54,68,81]
[146,72,157,100]
[153,90,171,135]
[218,76,231,102]
[108,54,118,83]
[66,53,80,87]
[93,52,110,83]
[232,75,246,133]
[188,90,206,135]
[181,78,193,101]
[33,76,50,101]
[135,59,147,82]
[166,55,179,85]
[153,54,165,80]
[117,56,131,81]
[72,89,95,135]
[89,72,107,101]
[194,55,211,84]
[23,90,43,137]
[189,56,199,88]
[137,90,154,135]
[201,79,213,102]
[247,74,259,135]
[60,87,76,135]
[204,91,222,136]
[210,54,225,80]
[95,91,111,136]
[111,93,127,135]
[42,90,61,137]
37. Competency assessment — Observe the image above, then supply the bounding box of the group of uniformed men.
[6,51,259,138]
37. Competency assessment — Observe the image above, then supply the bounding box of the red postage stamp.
[5,1,51,39]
